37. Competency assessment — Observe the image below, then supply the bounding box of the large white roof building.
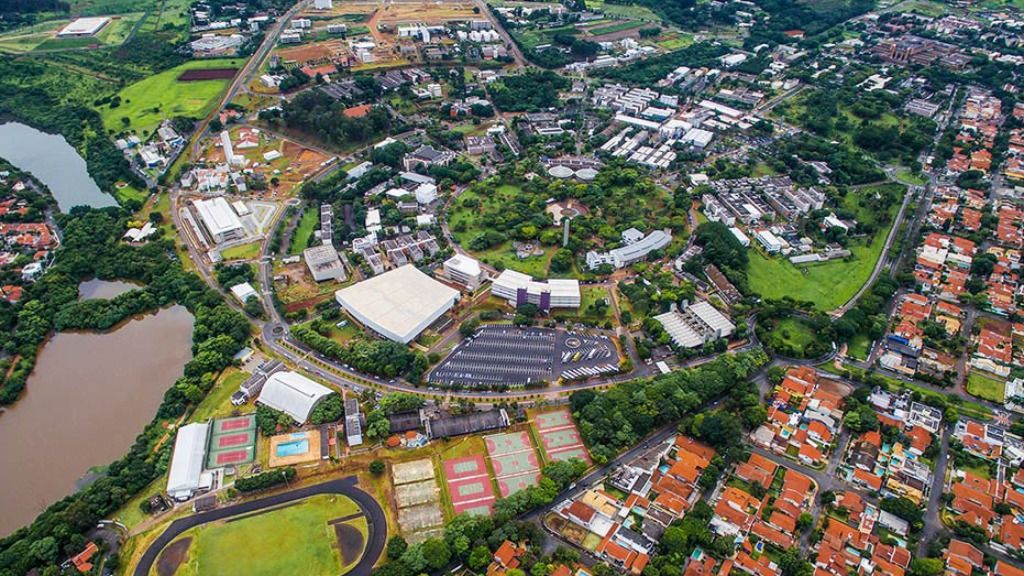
[653,300,735,349]
[194,197,245,244]
[335,264,460,343]
[257,371,333,424]
[58,17,110,37]
[167,422,210,501]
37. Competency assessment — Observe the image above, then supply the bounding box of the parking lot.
[428,326,620,388]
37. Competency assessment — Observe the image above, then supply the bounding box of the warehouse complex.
[491,269,580,311]
[256,371,333,424]
[334,264,460,343]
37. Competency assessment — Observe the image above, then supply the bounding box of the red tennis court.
[444,455,488,481]
[218,432,250,448]
[219,416,253,431]
[214,448,252,465]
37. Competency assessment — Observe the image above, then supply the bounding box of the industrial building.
[344,397,362,446]
[653,301,736,349]
[334,264,460,343]
[57,17,110,37]
[491,269,580,311]
[443,254,487,291]
[194,197,245,244]
[257,371,333,424]
[303,245,346,282]
[230,282,258,304]
[166,422,212,501]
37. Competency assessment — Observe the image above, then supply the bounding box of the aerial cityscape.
[1,0,1024,575]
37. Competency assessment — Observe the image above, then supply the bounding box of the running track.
[132,476,385,576]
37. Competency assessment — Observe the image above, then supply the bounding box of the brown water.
[78,279,142,300]
[0,306,194,536]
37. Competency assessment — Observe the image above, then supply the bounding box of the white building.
[491,269,580,310]
[166,422,211,501]
[314,0,332,8]
[230,282,258,304]
[257,371,333,424]
[57,17,110,37]
[194,197,245,243]
[415,183,438,205]
[754,229,785,253]
[585,229,672,270]
[335,264,460,343]
[304,245,347,282]
[443,254,487,291]
[653,301,735,349]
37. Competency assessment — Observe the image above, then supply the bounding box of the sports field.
[100,58,241,134]
[484,431,542,497]
[532,407,591,464]
[207,415,257,468]
[443,455,497,515]
[161,494,367,576]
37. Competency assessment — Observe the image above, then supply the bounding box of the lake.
[78,278,142,300]
[0,121,118,212]
[0,306,194,536]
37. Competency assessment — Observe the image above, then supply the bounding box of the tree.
[469,545,492,571]
[908,558,944,576]
[422,538,452,570]
[370,460,386,475]
[387,536,408,560]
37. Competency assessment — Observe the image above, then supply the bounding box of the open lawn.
[170,494,367,576]
[100,58,240,136]
[555,285,612,324]
[587,20,644,36]
[967,372,1005,403]
[846,334,872,361]
[512,25,576,50]
[190,368,249,422]
[748,184,904,311]
[894,167,927,186]
[221,241,262,261]
[765,318,816,356]
[290,205,321,255]
[585,0,662,21]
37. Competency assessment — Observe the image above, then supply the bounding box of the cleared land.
[967,372,1005,403]
[164,494,367,576]
[100,58,240,135]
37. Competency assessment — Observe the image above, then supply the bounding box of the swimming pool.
[276,438,309,457]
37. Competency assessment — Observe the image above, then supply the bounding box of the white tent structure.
[257,371,333,424]
[167,422,211,501]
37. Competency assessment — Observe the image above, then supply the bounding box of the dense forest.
[489,70,570,112]
[291,323,428,382]
[745,0,876,48]
[0,208,251,576]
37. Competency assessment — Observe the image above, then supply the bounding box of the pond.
[78,278,143,300]
[0,306,194,536]
[0,121,118,212]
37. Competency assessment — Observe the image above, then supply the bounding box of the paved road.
[132,476,385,576]
[919,424,951,556]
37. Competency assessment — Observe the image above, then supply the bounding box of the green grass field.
[290,205,321,255]
[0,11,144,53]
[587,20,644,36]
[100,58,240,136]
[221,241,262,261]
[585,0,662,21]
[656,34,693,50]
[171,494,367,576]
[846,334,872,360]
[748,184,904,310]
[967,372,1005,403]
[765,318,816,355]
[512,25,576,50]
[555,285,612,324]
[894,167,927,186]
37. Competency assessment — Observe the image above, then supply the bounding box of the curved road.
[132,476,385,576]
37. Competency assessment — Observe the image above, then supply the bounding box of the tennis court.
[497,472,541,497]
[547,446,590,463]
[484,431,533,457]
[396,480,440,508]
[534,409,573,431]
[444,455,488,481]
[491,450,540,478]
[392,459,435,485]
[207,415,257,468]
[449,477,496,514]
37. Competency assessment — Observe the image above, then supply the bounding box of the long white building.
[335,264,460,343]
[586,229,672,270]
[167,422,211,501]
[491,269,580,311]
[194,197,245,244]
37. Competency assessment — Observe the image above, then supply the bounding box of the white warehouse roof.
[195,197,244,237]
[257,371,333,423]
[335,264,460,343]
[167,422,210,500]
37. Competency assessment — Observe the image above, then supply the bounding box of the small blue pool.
[276,438,309,457]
